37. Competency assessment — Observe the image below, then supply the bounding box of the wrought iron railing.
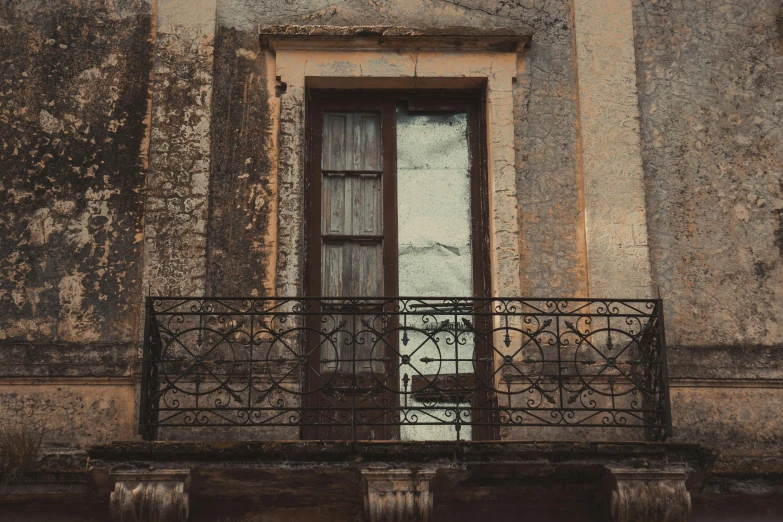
[139,297,672,441]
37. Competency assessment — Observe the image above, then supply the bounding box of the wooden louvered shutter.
[320,111,384,298]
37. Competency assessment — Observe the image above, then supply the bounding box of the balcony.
[80,296,707,521]
[138,297,672,443]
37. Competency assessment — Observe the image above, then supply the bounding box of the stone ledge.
[86,440,717,498]
[0,342,138,378]
[711,455,783,475]
[259,25,532,52]
[87,440,715,468]
[0,469,92,502]
[702,473,783,496]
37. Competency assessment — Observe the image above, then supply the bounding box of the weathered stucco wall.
[0,0,151,456]
[0,1,781,500]
[0,382,135,448]
[143,0,215,297]
[634,0,783,347]
[670,384,783,473]
[0,0,153,344]
[634,0,783,473]
[513,2,588,297]
[573,0,653,299]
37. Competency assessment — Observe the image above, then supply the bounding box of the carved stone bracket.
[361,466,436,522]
[603,468,691,522]
[110,469,191,522]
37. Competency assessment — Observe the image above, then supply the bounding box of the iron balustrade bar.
[139,297,672,442]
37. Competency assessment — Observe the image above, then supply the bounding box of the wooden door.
[303,99,398,441]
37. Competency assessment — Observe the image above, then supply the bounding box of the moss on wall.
[207,27,274,297]
[0,1,153,343]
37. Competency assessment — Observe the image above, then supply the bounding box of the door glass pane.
[396,107,473,441]
[396,108,472,296]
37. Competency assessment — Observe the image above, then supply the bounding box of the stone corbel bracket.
[110,469,191,522]
[603,468,691,522]
[361,466,436,522]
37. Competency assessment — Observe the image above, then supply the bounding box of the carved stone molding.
[270,42,521,299]
[110,469,191,522]
[603,468,691,522]
[361,466,436,522]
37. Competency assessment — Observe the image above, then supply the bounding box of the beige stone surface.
[0,1,153,345]
[635,0,783,347]
[604,468,691,522]
[670,384,783,469]
[110,469,190,522]
[573,0,653,298]
[0,382,135,447]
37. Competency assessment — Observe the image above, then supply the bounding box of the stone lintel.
[361,465,435,522]
[109,469,191,522]
[259,25,532,52]
[603,467,691,522]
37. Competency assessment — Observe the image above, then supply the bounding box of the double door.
[302,92,495,441]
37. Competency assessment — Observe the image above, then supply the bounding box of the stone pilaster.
[573,0,653,298]
[110,469,191,522]
[361,466,435,522]
[603,468,691,522]
[143,0,217,297]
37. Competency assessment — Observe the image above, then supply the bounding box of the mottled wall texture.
[0,0,153,344]
[206,27,274,297]
[0,1,782,513]
[0,0,151,446]
[634,0,783,348]
[633,0,783,473]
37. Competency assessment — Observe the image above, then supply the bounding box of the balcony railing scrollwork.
[139,297,672,442]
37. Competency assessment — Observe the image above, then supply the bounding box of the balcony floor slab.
[87,440,717,502]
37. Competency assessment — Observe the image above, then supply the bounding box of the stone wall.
[206,27,275,296]
[143,0,216,298]
[0,0,781,495]
[215,0,586,298]
[634,0,783,474]
[0,382,135,448]
[0,0,585,348]
[634,0,783,348]
[0,0,152,451]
